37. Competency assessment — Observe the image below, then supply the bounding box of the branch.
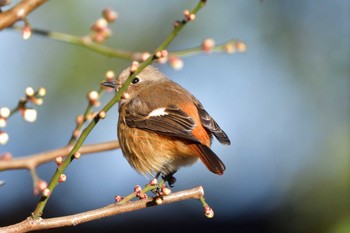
[10,26,246,62]
[0,140,119,171]
[0,0,47,30]
[0,186,204,233]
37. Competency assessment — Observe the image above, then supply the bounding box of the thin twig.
[0,140,120,171]
[0,186,204,233]
[0,0,47,30]
[9,27,246,61]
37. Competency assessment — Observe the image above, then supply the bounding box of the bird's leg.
[155,172,161,180]
[162,171,177,188]
[150,171,177,196]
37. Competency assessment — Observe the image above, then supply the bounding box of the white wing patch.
[148,107,168,117]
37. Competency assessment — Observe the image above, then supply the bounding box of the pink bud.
[201,38,215,53]
[105,70,115,81]
[42,188,51,197]
[102,8,118,23]
[0,107,11,118]
[91,18,108,32]
[76,115,84,125]
[161,186,171,196]
[98,111,106,119]
[115,195,123,202]
[141,52,151,61]
[168,56,184,70]
[155,197,163,205]
[74,152,81,159]
[22,108,37,122]
[55,156,63,166]
[58,174,67,183]
[0,152,12,161]
[204,205,214,218]
[22,25,32,40]
[149,178,158,186]
[0,131,9,145]
[130,61,139,73]
[134,185,142,194]
[34,179,48,196]
[0,118,6,128]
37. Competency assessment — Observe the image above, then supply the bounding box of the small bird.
[101,65,230,178]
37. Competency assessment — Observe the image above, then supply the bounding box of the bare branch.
[0,140,120,171]
[0,186,204,233]
[0,0,47,30]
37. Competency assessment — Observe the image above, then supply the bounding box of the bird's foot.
[161,171,177,188]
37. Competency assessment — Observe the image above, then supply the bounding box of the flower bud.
[149,178,158,186]
[58,174,67,182]
[98,111,106,119]
[134,185,142,194]
[130,61,139,73]
[37,87,47,97]
[105,70,115,81]
[204,205,214,218]
[34,179,48,196]
[0,118,6,128]
[155,197,163,205]
[74,152,81,159]
[55,156,63,166]
[201,38,215,53]
[102,8,118,23]
[23,108,37,122]
[42,188,51,197]
[115,195,123,202]
[91,18,108,32]
[168,56,184,70]
[22,25,32,40]
[141,52,151,62]
[161,186,171,196]
[25,87,34,97]
[0,107,10,118]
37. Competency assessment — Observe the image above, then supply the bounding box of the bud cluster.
[0,87,46,145]
[223,40,247,54]
[89,8,118,43]
[153,49,168,64]
[152,183,172,205]
[183,9,196,22]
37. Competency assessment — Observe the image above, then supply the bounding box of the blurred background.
[0,0,349,232]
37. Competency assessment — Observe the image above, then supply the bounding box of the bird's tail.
[191,144,226,175]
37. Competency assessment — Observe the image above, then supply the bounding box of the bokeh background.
[1,0,349,232]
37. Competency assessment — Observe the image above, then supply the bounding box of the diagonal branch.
[0,186,204,233]
[0,0,47,30]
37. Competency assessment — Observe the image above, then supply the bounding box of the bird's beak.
[101,80,117,88]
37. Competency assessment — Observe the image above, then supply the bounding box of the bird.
[101,65,230,179]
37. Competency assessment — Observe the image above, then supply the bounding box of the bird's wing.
[124,104,201,143]
[195,101,231,145]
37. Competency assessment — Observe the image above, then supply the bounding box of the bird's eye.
[131,77,140,84]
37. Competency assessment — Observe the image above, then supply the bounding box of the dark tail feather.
[194,144,226,175]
